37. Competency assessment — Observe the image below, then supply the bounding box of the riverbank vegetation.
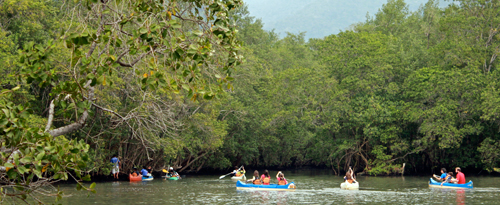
[1,0,500,202]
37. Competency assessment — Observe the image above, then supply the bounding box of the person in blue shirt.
[141,166,150,177]
[110,155,121,179]
[433,168,447,181]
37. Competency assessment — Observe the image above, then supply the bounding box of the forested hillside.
[215,0,500,176]
[245,0,451,38]
[1,0,500,201]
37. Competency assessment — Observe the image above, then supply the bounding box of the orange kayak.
[129,174,142,182]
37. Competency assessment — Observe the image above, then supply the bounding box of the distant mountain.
[244,0,451,39]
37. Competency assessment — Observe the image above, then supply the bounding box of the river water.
[52,169,500,204]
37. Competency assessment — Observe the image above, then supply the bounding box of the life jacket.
[262,177,270,184]
[253,179,262,185]
[347,179,354,184]
[278,179,287,185]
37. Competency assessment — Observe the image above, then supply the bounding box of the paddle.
[161,169,168,178]
[349,166,357,183]
[219,166,242,179]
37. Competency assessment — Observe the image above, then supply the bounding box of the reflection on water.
[45,170,500,204]
[456,189,465,205]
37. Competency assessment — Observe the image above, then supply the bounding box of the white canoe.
[231,175,246,181]
[340,181,359,190]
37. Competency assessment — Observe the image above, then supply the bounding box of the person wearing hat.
[168,167,180,178]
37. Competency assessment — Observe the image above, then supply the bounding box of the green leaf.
[203,93,214,100]
[182,84,189,90]
[7,169,17,179]
[2,109,10,117]
[4,163,14,168]
[82,174,91,181]
[173,51,181,60]
[36,151,45,161]
[192,30,203,36]
[90,78,97,86]
[20,156,32,164]
[18,166,27,174]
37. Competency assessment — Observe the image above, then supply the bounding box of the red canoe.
[129,174,142,182]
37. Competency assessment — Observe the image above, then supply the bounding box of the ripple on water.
[39,174,500,204]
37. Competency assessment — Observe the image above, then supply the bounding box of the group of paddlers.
[231,166,288,185]
[130,166,152,177]
[129,166,180,178]
[250,169,288,185]
[433,167,466,185]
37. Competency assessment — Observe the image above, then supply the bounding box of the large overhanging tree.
[1,0,242,203]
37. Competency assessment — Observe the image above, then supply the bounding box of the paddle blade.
[162,169,168,173]
[219,175,226,179]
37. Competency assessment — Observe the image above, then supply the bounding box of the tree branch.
[116,52,148,67]
[47,80,94,137]
[44,100,55,133]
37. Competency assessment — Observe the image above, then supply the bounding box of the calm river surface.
[53,169,500,204]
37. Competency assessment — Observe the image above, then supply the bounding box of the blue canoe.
[142,175,154,181]
[429,178,473,189]
[236,180,296,191]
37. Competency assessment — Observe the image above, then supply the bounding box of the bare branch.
[48,80,94,137]
[44,100,55,133]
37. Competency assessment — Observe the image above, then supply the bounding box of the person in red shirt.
[451,167,466,184]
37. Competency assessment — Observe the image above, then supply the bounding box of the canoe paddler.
[141,166,150,177]
[344,172,355,184]
[230,166,239,177]
[131,167,140,177]
[451,167,466,184]
[261,170,271,185]
[276,171,287,185]
[249,170,261,184]
[168,167,180,178]
[433,168,447,181]
[236,166,246,177]
[440,172,454,186]
[344,167,357,184]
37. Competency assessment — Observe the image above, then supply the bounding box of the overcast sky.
[243,0,451,39]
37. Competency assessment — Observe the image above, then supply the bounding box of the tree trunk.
[47,80,94,137]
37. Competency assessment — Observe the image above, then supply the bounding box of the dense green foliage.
[1,0,243,203]
[1,0,500,203]
[209,0,500,175]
